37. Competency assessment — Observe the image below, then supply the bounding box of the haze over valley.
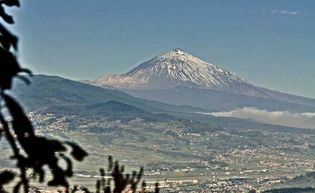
[94,49,315,129]
[3,49,315,192]
[2,1,315,192]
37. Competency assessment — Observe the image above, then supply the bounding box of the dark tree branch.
[0,111,29,193]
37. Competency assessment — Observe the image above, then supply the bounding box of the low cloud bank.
[271,9,299,16]
[205,107,315,129]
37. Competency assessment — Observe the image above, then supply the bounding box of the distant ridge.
[11,74,204,114]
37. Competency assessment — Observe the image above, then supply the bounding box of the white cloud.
[271,9,299,16]
[200,107,315,129]
[238,9,300,17]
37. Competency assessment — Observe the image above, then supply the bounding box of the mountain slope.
[11,75,204,114]
[40,100,174,122]
[95,48,247,90]
[125,87,315,112]
[94,49,315,112]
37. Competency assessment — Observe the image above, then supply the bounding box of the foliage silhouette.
[71,156,159,193]
[0,1,86,192]
[0,1,158,193]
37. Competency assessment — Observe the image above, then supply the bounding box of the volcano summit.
[94,48,247,90]
[94,49,315,112]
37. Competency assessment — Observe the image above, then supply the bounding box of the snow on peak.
[173,48,185,54]
[94,49,247,90]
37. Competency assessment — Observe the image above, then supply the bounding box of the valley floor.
[2,111,315,192]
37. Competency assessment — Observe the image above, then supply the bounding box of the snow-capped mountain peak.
[94,49,247,90]
[172,48,185,54]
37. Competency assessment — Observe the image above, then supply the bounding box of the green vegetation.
[12,75,203,114]
[269,172,315,190]
[1,0,315,192]
[263,187,315,193]
[5,74,315,191]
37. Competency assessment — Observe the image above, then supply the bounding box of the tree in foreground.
[72,156,159,193]
[0,1,157,193]
[0,1,88,192]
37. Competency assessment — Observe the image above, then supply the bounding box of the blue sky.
[8,0,315,98]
